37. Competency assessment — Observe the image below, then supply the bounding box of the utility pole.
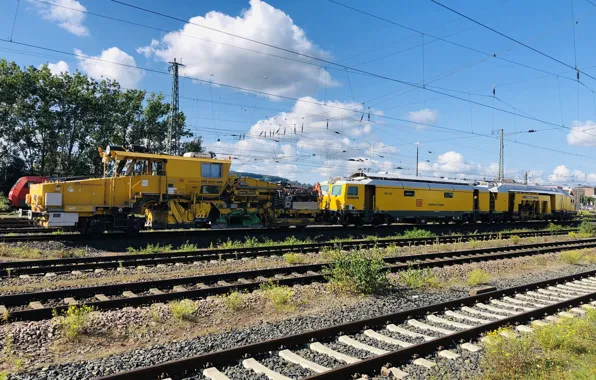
[498,129,504,182]
[415,143,419,177]
[524,171,528,185]
[167,58,184,155]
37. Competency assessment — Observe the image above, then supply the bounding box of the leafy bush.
[548,222,564,232]
[0,193,10,212]
[560,250,583,265]
[221,291,245,311]
[178,241,199,251]
[324,250,390,294]
[169,299,198,321]
[398,228,435,239]
[57,305,94,340]
[259,282,295,311]
[398,265,439,289]
[509,235,521,245]
[468,238,478,249]
[127,243,172,254]
[579,221,596,237]
[284,253,306,265]
[467,268,491,286]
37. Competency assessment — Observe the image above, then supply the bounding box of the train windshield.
[320,184,329,195]
[331,186,343,196]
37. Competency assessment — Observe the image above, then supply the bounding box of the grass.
[398,265,441,289]
[578,220,596,237]
[398,228,436,239]
[54,305,94,340]
[127,243,173,254]
[0,193,10,212]
[466,268,491,286]
[323,249,390,294]
[169,299,198,321]
[560,250,584,265]
[212,236,313,249]
[480,308,596,380]
[509,235,521,245]
[0,244,88,260]
[220,291,245,311]
[259,282,295,311]
[548,222,565,232]
[283,253,306,265]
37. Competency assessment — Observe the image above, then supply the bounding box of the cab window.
[201,185,221,194]
[320,185,329,194]
[202,163,222,178]
[404,190,415,197]
[347,186,359,196]
[331,186,343,196]
[444,192,454,198]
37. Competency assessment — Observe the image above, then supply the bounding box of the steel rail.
[3,238,596,322]
[95,269,596,380]
[0,220,582,243]
[0,229,575,277]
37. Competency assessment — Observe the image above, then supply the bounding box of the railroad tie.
[413,358,436,369]
[556,284,592,293]
[581,304,596,310]
[408,319,455,335]
[122,291,137,298]
[490,299,533,312]
[380,366,409,379]
[63,297,78,306]
[533,289,568,301]
[338,335,389,355]
[460,306,507,320]
[531,320,549,327]
[44,272,56,277]
[236,278,251,284]
[516,325,534,333]
[545,315,563,323]
[460,343,482,352]
[364,329,412,347]
[94,269,104,274]
[438,350,460,360]
[278,349,330,373]
[70,271,83,275]
[95,294,109,302]
[444,310,490,324]
[172,286,187,292]
[202,367,231,380]
[28,301,44,310]
[503,296,547,308]
[514,294,554,305]
[149,288,164,295]
[242,358,292,380]
[569,307,587,315]
[217,280,232,286]
[565,282,595,291]
[475,303,519,315]
[0,305,7,316]
[386,324,436,341]
[19,275,30,279]
[309,342,361,364]
[427,315,475,329]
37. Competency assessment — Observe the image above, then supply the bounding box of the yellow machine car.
[25,146,319,233]
[322,172,575,226]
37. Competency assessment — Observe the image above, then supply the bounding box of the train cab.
[8,176,48,208]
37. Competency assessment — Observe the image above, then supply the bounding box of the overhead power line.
[430,0,596,81]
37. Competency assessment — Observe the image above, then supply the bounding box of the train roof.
[349,172,476,185]
[489,183,570,195]
[106,149,230,164]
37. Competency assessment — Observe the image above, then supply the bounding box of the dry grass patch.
[466,268,491,286]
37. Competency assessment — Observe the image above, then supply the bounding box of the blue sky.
[2,0,596,185]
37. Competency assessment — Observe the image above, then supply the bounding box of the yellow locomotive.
[323,172,575,226]
[24,146,319,233]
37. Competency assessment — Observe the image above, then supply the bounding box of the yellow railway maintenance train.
[22,148,575,233]
[23,146,319,234]
[322,172,575,226]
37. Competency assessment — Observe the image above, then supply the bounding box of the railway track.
[96,269,596,380]
[2,237,595,322]
[0,229,575,277]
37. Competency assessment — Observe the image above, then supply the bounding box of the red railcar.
[7,176,48,208]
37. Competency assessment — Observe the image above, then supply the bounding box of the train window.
[152,161,165,176]
[404,190,415,197]
[347,186,359,196]
[320,185,329,194]
[202,163,222,178]
[201,185,221,194]
[331,186,343,196]
[444,192,454,198]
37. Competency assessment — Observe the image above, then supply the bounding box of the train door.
[473,189,479,212]
[365,186,376,210]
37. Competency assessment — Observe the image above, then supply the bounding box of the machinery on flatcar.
[322,172,575,226]
[24,146,319,233]
[8,176,48,208]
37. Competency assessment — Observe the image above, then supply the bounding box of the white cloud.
[408,108,438,130]
[137,0,336,98]
[45,60,69,75]
[566,120,596,147]
[549,165,596,184]
[74,47,144,88]
[28,0,89,36]
[203,97,394,181]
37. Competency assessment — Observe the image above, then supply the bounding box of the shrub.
[57,305,94,340]
[127,243,172,254]
[169,299,197,321]
[548,222,564,232]
[560,250,583,265]
[221,291,245,311]
[467,268,491,286]
[324,250,390,294]
[260,282,295,311]
[509,235,521,245]
[468,238,478,249]
[579,221,596,237]
[399,228,435,239]
[585,252,596,264]
[398,265,437,289]
[0,193,10,212]
[178,241,199,251]
[284,253,306,265]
